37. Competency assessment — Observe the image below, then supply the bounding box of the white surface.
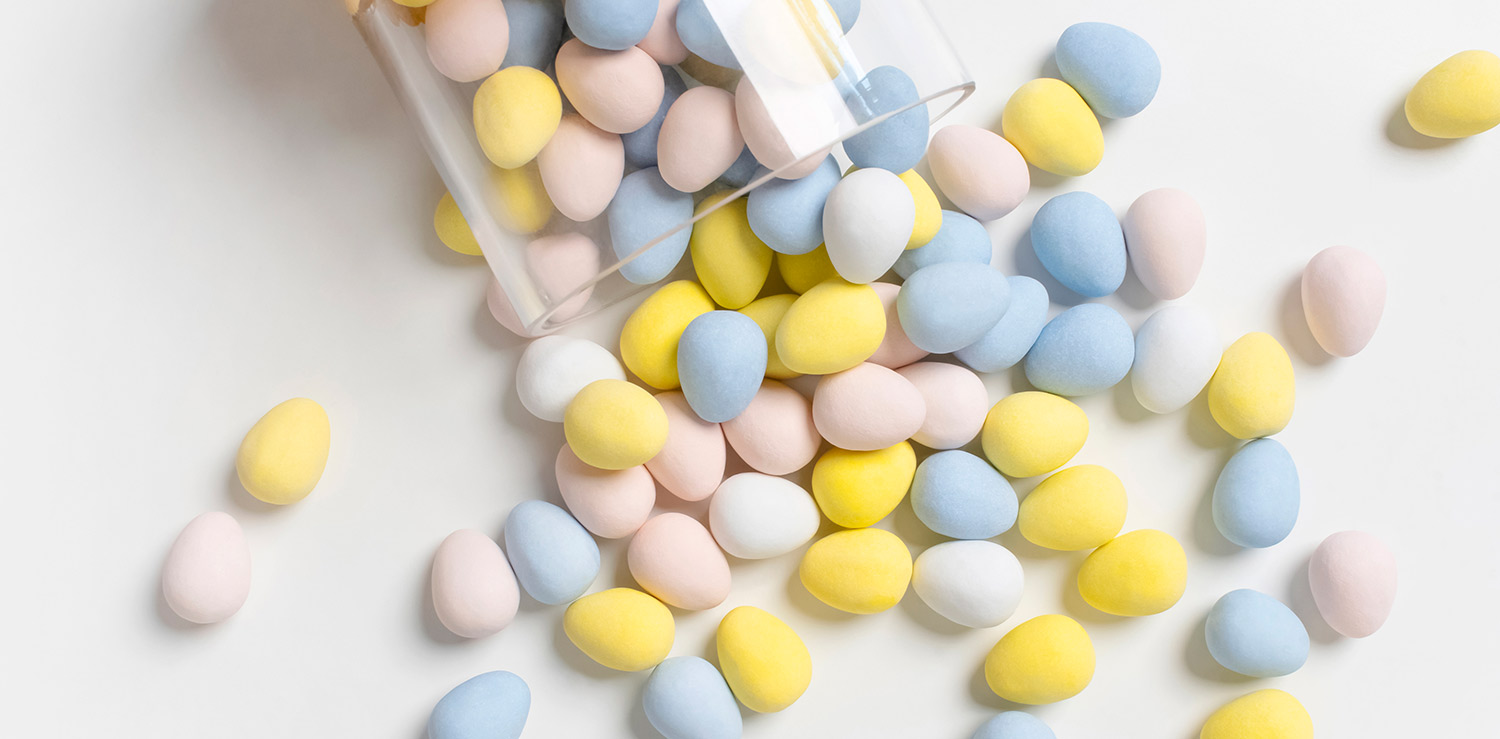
[3,0,1499,736]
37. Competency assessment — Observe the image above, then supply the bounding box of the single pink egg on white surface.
[1309,530,1397,638]
[1301,245,1386,357]
[658,86,744,193]
[926,124,1029,221]
[812,362,926,451]
[627,513,732,611]
[866,282,929,369]
[896,361,988,450]
[537,115,624,222]
[161,511,251,625]
[1122,187,1207,301]
[721,380,821,475]
[555,444,656,539]
[430,529,519,639]
[425,0,510,83]
[555,39,665,135]
[645,391,726,502]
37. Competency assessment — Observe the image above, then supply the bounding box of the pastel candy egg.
[811,442,917,528]
[1205,589,1309,678]
[738,295,801,379]
[430,529,519,638]
[1309,530,1397,638]
[608,168,694,284]
[555,444,656,538]
[564,588,675,671]
[515,336,625,423]
[972,712,1055,739]
[1030,191,1126,297]
[1025,303,1134,397]
[486,278,534,337]
[555,39,666,134]
[823,168,917,283]
[1001,79,1104,177]
[536,114,624,222]
[690,195,773,309]
[721,380,821,475]
[709,472,820,559]
[1301,245,1386,357]
[1055,22,1161,119]
[1404,50,1500,138]
[677,311,768,422]
[645,392,726,502]
[503,501,600,605]
[474,67,562,169]
[488,160,555,233]
[676,0,739,69]
[640,0,690,65]
[1077,529,1187,616]
[775,279,886,374]
[500,0,564,70]
[1131,304,1219,414]
[777,246,840,293]
[565,0,655,51]
[911,450,1018,539]
[913,540,1024,629]
[829,0,859,32]
[160,512,250,624]
[426,0,509,83]
[926,125,1030,221]
[716,606,812,712]
[799,527,913,614]
[1018,465,1127,551]
[628,513,732,611]
[984,615,1094,704]
[563,379,670,470]
[680,52,742,91]
[842,66,929,173]
[1207,332,1295,439]
[428,671,530,739]
[899,169,942,248]
[861,286,928,371]
[527,232,602,322]
[1200,690,1313,739]
[621,280,716,390]
[812,362,926,451]
[896,361,987,449]
[1213,439,1299,548]
[719,146,759,188]
[622,68,688,169]
[734,78,832,180]
[643,657,743,739]
[434,192,482,256]
[1122,188,1207,300]
[236,398,330,505]
[981,391,1087,477]
[746,157,841,255]
[955,276,1049,373]
[898,262,1011,354]
[659,86,745,192]
[894,210,992,279]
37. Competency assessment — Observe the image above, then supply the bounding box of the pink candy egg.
[639,0,688,65]
[430,529,520,639]
[555,444,656,538]
[1301,245,1386,357]
[866,282,929,369]
[537,114,624,222]
[1309,530,1397,638]
[161,511,251,624]
[896,361,988,450]
[812,363,926,451]
[658,86,745,193]
[1122,188,1207,300]
[555,39,665,135]
[425,0,510,83]
[734,78,829,180]
[527,232,602,322]
[645,391,727,502]
[485,277,538,337]
[926,124,1030,221]
[627,512,732,610]
[721,380,821,475]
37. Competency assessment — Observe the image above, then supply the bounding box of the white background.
[3,0,1498,736]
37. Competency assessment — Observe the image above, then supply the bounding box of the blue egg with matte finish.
[1024,303,1133,396]
[565,0,656,51]
[502,500,600,605]
[842,66,929,173]
[897,262,1011,354]
[746,157,841,255]
[609,168,694,284]
[1212,438,1300,548]
[911,450,1018,539]
[1205,589,1309,678]
[676,0,741,69]
[500,0,565,70]
[719,147,759,188]
[428,671,530,739]
[622,68,688,170]
[677,311,768,423]
[1055,22,1161,119]
[1030,191,1125,298]
[828,0,860,32]
[973,711,1056,739]
[895,210,992,278]
[955,276,1048,373]
[643,657,743,739]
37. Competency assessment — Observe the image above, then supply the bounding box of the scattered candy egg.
[564,587,675,671]
[737,295,800,379]
[676,0,739,69]
[799,527,913,614]
[1122,188,1206,300]
[708,472,820,559]
[1130,304,1219,414]
[434,192,482,256]
[659,86,745,192]
[843,66,928,173]
[894,210,992,279]
[160,512,250,625]
[1077,529,1187,617]
[1301,245,1386,357]
[898,262,1011,354]
[643,656,743,739]
[565,0,655,52]
[516,335,626,423]
[473,67,562,169]
[645,391,726,502]
[1213,438,1299,548]
[812,362,926,451]
[811,442,917,528]
[236,397,330,506]
[981,391,1088,478]
[1018,465,1127,551]
[428,671,530,739]
[1001,78,1104,176]
[1200,690,1313,739]
[972,712,1056,739]
[639,0,689,65]
[555,444,656,539]
[911,450,1018,539]
[775,279,886,375]
[955,276,1049,373]
[823,168,916,283]
[500,0,564,71]
[620,280,716,390]
[527,232,601,321]
[1025,303,1134,397]
[628,512,732,611]
[1404,50,1500,139]
[488,160,555,233]
[721,380,821,475]
[426,0,509,83]
[984,614,1094,704]
[1054,22,1161,119]
[1030,191,1126,298]
[899,170,942,248]
[716,606,812,712]
[1205,589,1309,678]
[502,501,600,606]
[555,39,666,134]
[563,379,670,470]
[896,361,987,449]
[734,78,832,180]
[777,246,841,293]
[926,124,1030,221]
[1308,530,1397,638]
[689,195,773,309]
[913,540,1024,629]
[746,157,841,255]
[430,529,520,638]
[622,68,688,169]
[536,114,624,222]
[866,282,930,368]
[677,310,768,422]
[1207,332,1295,439]
[608,167,695,284]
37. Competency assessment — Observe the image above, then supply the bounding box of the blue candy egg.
[502,500,600,605]
[894,210,992,279]
[1212,438,1299,548]
[1055,22,1161,119]
[428,671,530,739]
[642,656,744,739]
[911,450,1018,539]
[1205,589,1309,678]
[1024,303,1133,396]
[842,66,929,173]
[746,157,841,255]
[897,262,1011,354]
[565,0,656,52]
[973,711,1056,739]
[609,168,694,284]
[622,68,688,170]
[828,0,860,33]
[677,311,767,422]
[500,0,564,70]
[676,0,740,69]
[955,276,1048,373]
[1030,191,1125,298]
[719,147,760,188]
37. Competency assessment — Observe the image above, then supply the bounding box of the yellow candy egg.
[777,246,840,294]
[1201,689,1313,739]
[984,614,1094,704]
[474,66,563,169]
[738,294,801,380]
[620,280,716,389]
[800,528,912,614]
[392,0,435,6]
[980,392,1088,478]
[691,194,774,309]
[433,192,482,256]
[775,280,885,375]
[488,161,554,234]
[898,170,941,249]
[811,442,916,528]
[563,588,674,671]
[1207,332,1295,440]
[716,606,812,713]
[236,398,331,506]
[1000,78,1104,177]
[1405,50,1500,139]
[1077,529,1187,617]
[1019,465,1127,551]
[563,379,669,470]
